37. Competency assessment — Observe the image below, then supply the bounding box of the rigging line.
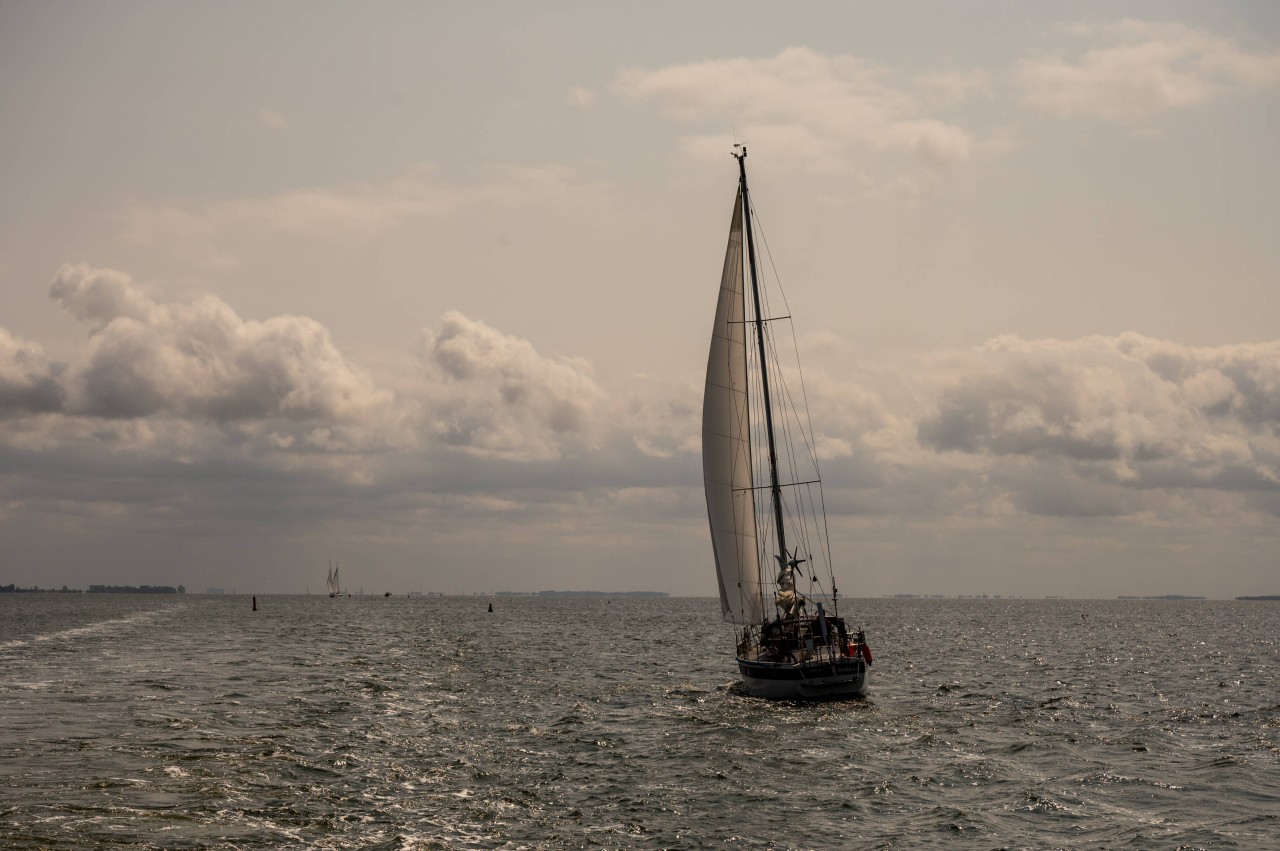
[771,351,816,558]
[749,190,825,481]
[742,196,837,607]
[759,327,804,564]
[786,318,824,475]
[726,315,792,325]
[805,480,830,570]
[745,335,777,584]
[731,479,822,493]
[746,199,794,318]
[747,206,781,343]
[742,275,778,560]
[761,328,816,583]
[757,305,822,492]
[816,480,837,593]
[757,336,829,593]
[763,313,822,479]
[777,375,809,496]
[758,325,822,584]
[778,332,835,580]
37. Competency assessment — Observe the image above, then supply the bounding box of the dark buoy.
[252,595,257,611]
[487,602,493,613]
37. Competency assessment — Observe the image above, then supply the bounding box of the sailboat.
[327,561,339,598]
[702,147,871,699]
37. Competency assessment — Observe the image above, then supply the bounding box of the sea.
[1,594,1276,850]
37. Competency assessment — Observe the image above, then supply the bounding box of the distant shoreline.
[0,584,185,594]
[494,590,668,597]
[87,585,185,594]
[885,593,1214,600]
[0,584,81,593]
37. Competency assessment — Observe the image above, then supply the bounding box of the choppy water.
[1,594,1277,849]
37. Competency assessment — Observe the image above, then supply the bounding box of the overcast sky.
[2,2,1277,598]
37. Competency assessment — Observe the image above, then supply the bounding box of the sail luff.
[703,189,765,625]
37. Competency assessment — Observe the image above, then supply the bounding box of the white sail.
[703,189,765,625]
[333,564,340,595]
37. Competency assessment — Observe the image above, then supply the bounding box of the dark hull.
[737,656,868,700]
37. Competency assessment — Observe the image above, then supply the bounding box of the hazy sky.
[2,2,1278,598]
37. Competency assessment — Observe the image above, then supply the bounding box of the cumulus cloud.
[49,265,161,331]
[12,266,616,468]
[48,264,393,431]
[917,334,1280,503]
[616,47,977,170]
[0,328,65,417]
[1020,19,1280,120]
[415,311,603,461]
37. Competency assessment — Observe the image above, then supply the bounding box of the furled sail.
[703,190,765,625]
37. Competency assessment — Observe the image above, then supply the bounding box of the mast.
[734,147,789,585]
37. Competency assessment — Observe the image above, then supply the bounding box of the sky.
[1,1,1278,598]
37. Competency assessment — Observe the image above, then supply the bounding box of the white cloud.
[48,264,395,434]
[916,333,1280,506]
[1020,19,1280,120]
[49,265,162,331]
[415,310,603,462]
[617,47,977,170]
[10,268,615,469]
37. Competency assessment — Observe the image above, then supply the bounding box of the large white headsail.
[703,190,765,625]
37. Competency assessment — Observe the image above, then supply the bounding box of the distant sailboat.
[327,561,339,598]
[703,147,871,699]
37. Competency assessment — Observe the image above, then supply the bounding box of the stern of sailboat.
[733,614,869,699]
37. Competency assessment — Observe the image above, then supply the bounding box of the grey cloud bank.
[1,265,1275,597]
